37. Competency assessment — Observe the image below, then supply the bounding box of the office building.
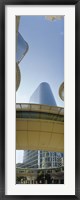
[23,150,64,169]
[29,82,56,106]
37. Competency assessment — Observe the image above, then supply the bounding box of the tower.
[29,82,57,106]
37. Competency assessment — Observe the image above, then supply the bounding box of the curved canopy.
[16,104,64,152]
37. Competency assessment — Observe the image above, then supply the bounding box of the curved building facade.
[16,103,64,152]
[29,82,57,106]
[16,16,29,91]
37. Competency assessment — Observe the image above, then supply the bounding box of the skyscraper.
[29,82,57,106]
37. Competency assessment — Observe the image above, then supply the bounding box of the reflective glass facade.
[23,150,64,169]
[16,32,29,64]
[29,82,57,106]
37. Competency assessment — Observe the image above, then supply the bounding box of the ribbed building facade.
[23,150,64,169]
[23,150,39,168]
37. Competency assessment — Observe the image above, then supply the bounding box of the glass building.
[23,150,64,169]
[29,82,57,106]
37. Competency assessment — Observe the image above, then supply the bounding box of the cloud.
[45,15,63,21]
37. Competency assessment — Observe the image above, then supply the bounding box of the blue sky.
[16,16,64,163]
[16,16,64,107]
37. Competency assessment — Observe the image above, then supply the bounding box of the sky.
[16,16,64,163]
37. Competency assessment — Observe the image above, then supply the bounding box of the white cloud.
[45,15,63,21]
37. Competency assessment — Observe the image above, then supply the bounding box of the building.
[16,16,29,91]
[16,82,64,152]
[23,150,64,169]
[20,82,64,170]
[23,150,39,168]
[16,82,64,183]
[29,82,57,106]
